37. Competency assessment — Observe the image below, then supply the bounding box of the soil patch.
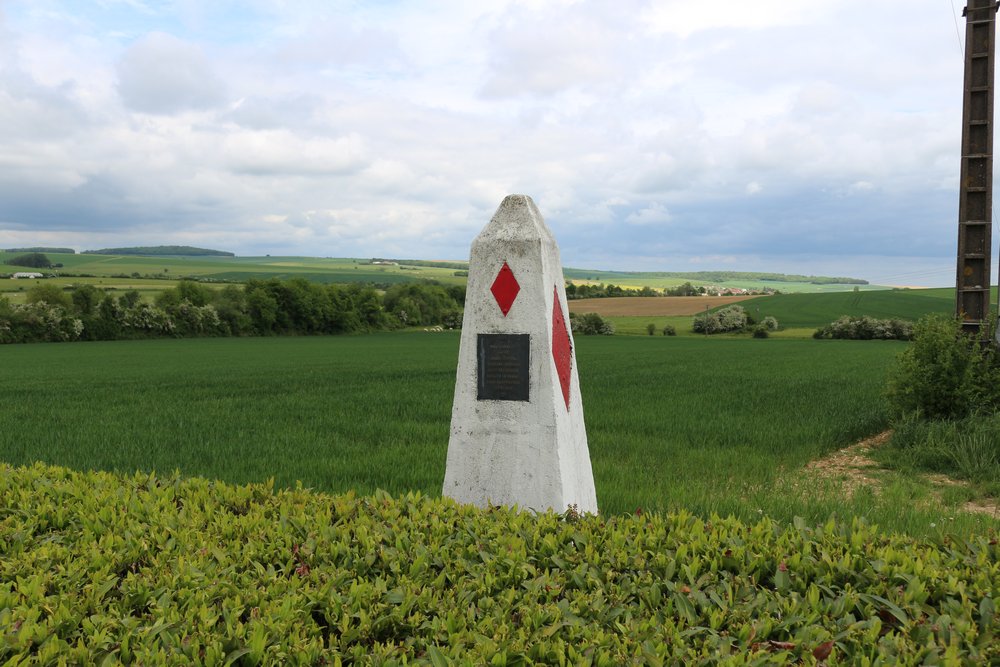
[804,431,999,517]
[567,296,757,317]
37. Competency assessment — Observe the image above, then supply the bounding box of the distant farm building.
[11,272,44,279]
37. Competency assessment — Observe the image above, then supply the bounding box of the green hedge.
[2,463,998,665]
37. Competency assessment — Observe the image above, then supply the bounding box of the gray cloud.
[0,0,977,285]
[116,32,227,113]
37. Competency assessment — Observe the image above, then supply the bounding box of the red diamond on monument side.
[551,286,572,410]
[490,261,520,316]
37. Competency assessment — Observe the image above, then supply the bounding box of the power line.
[951,0,965,57]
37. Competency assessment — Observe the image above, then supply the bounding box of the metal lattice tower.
[956,0,999,340]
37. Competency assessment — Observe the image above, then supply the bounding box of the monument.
[442,194,598,514]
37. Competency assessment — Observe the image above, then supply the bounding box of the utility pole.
[956,0,999,341]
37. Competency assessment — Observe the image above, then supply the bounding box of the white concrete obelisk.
[443,194,598,513]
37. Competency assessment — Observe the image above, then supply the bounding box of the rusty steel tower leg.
[957,1,999,341]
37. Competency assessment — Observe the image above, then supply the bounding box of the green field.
[1,333,994,537]
[3,250,894,295]
[740,288,963,330]
[0,251,466,286]
[0,275,177,304]
[562,268,888,293]
[603,288,964,337]
[0,251,468,305]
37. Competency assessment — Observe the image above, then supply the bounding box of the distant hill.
[4,247,75,254]
[393,259,468,270]
[562,268,868,286]
[83,246,235,257]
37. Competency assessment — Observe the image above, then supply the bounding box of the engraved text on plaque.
[477,333,530,401]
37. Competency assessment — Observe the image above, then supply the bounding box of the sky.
[0,0,988,286]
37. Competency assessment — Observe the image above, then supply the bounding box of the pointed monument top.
[476,194,556,245]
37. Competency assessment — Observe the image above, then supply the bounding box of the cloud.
[221,129,368,176]
[642,0,839,38]
[478,0,657,99]
[0,0,976,285]
[116,32,226,113]
[626,203,672,226]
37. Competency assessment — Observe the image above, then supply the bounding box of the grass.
[875,412,1000,498]
[562,268,888,293]
[0,251,467,287]
[599,315,694,336]
[567,296,753,317]
[0,252,466,304]
[598,288,968,337]
[739,289,957,330]
[1,333,995,537]
[3,251,903,297]
[0,276,181,304]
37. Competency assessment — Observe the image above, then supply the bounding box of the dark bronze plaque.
[477,333,530,401]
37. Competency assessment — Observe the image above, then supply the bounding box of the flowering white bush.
[168,302,222,335]
[693,305,748,334]
[122,303,175,334]
[814,316,913,341]
[0,302,83,342]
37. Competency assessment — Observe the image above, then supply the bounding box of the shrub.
[662,324,676,336]
[752,325,769,339]
[646,323,656,336]
[815,316,913,341]
[693,305,747,334]
[760,316,779,331]
[571,312,614,335]
[25,284,72,310]
[121,302,175,335]
[886,314,1000,419]
[2,462,999,664]
[0,301,83,343]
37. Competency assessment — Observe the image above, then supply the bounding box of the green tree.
[26,284,72,310]
[6,252,50,268]
[177,280,212,307]
[90,294,122,340]
[212,285,251,335]
[887,315,1000,419]
[118,290,142,310]
[71,285,102,316]
[352,286,387,329]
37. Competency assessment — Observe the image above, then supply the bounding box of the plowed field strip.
[566,296,757,316]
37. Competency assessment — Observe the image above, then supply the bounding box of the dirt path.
[804,431,999,517]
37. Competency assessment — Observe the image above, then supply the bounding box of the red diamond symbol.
[490,261,520,316]
[551,286,572,410]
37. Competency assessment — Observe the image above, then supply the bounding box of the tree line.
[564,281,772,299]
[0,279,465,344]
[4,252,57,269]
[565,283,661,299]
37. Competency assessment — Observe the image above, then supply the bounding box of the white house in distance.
[11,272,44,279]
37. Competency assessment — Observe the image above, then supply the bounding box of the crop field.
[3,250,900,298]
[562,267,890,293]
[0,276,178,304]
[1,333,995,537]
[602,315,703,336]
[575,288,971,337]
[567,296,755,316]
[0,251,466,287]
[739,288,960,330]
